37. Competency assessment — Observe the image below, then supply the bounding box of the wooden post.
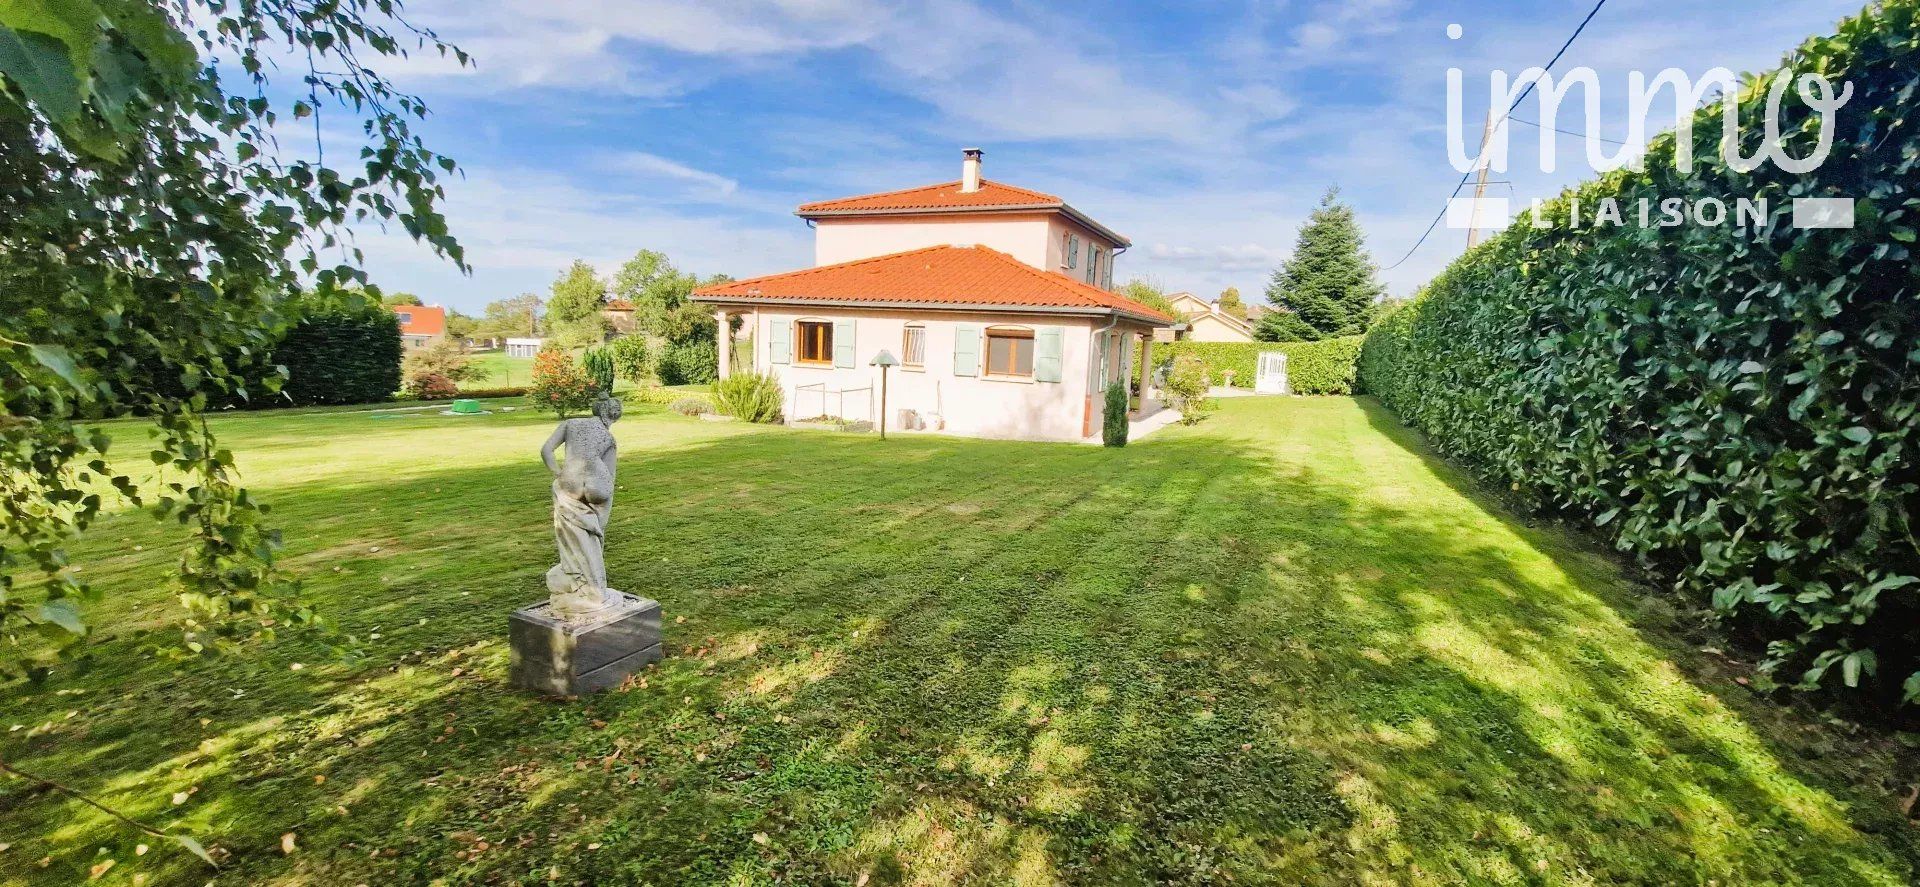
[1466,109,1496,248]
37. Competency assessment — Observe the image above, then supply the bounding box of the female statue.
[540,395,622,616]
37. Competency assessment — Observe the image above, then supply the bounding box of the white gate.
[1255,351,1290,395]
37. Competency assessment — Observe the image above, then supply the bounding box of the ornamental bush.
[710,372,784,423]
[1164,354,1211,425]
[527,349,597,417]
[401,338,477,385]
[273,302,404,406]
[608,335,651,383]
[1359,0,1920,705]
[1102,382,1130,447]
[658,339,718,386]
[1151,337,1363,395]
[405,372,458,400]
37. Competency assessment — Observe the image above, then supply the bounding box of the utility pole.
[1465,109,1497,249]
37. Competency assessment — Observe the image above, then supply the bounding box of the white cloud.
[599,151,741,196]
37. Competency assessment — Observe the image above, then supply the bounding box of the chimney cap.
[962,147,984,158]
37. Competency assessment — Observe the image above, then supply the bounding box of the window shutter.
[953,324,981,377]
[833,319,855,368]
[1034,326,1064,383]
[1067,234,1080,269]
[769,317,791,364]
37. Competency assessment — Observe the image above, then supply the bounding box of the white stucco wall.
[740,306,1137,442]
[813,214,1055,268]
[1184,313,1255,343]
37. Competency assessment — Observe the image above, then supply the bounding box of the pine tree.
[1259,188,1384,341]
[545,260,610,348]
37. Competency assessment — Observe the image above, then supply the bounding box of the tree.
[1217,287,1248,321]
[444,310,477,341]
[1261,188,1384,341]
[544,260,609,349]
[1116,278,1179,319]
[402,338,479,385]
[612,249,700,338]
[478,294,542,341]
[381,292,425,307]
[1255,310,1321,343]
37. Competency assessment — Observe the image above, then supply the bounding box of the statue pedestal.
[508,592,661,695]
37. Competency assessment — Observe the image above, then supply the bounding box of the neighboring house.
[504,337,544,358]
[603,299,638,336]
[691,149,1173,442]
[391,304,446,350]
[1156,292,1257,343]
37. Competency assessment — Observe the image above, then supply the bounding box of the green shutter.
[1067,234,1079,269]
[769,317,791,364]
[833,319,855,368]
[953,324,981,377]
[1035,326,1064,382]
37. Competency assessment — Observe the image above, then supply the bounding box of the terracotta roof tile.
[390,304,445,336]
[797,179,1061,214]
[691,245,1174,324]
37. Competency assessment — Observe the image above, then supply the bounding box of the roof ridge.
[797,179,1064,212]
[797,180,965,210]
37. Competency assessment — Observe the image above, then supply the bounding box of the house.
[691,149,1174,442]
[603,299,638,336]
[391,304,446,350]
[504,337,544,358]
[1157,292,1257,343]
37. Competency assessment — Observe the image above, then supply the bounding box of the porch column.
[1136,332,1154,408]
[714,308,732,380]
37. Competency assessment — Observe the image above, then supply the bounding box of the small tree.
[544,260,610,348]
[1164,354,1211,425]
[402,338,477,386]
[1116,278,1179,318]
[1262,188,1384,340]
[528,349,597,417]
[608,335,651,383]
[1102,383,1130,447]
[1216,287,1248,320]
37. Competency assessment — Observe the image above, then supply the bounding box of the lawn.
[2,398,1915,884]
[463,350,534,388]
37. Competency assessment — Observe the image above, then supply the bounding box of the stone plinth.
[508,592,661,695]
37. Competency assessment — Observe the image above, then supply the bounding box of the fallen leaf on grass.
[1901,785,1918,818]
[281,832,298,855]
[88,859,115,880]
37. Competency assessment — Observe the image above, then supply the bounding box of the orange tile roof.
[690,245,1174,324]
[797,179,1062,214]
[604,299,635,311]
[390,304,445,336]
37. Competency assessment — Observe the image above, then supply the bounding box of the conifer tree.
[1259,189,1385,341]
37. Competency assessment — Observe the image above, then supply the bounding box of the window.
[985,326,1035,378]
[796,320,833,365]
[1067,234,1080,269]
[902,323,926,368]
[1086,246,1101,284]
[396,311,413,324]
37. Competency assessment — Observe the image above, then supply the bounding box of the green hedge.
[1150,337,1363,395]
[1360,0,1920,704]
[271,302,403,406]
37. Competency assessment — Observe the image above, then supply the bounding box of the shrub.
[1358,1,1920,705]
[406,372,458,400]
[1102,382,1129,447]
[527,349,597,417]
[659,339,718,386]
[272,301,403,405]
[582,346,616,394]
[455,386,528,398]
[669,396,711,416]
[1150,337,1363,395]
[1164,354,1211,425]
[401,338,477,384]
[710,372,784,424]
[608,335,651,382]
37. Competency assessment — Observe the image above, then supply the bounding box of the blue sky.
[337,0,1868,313]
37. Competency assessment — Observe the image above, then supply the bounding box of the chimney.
[960,148,984,193]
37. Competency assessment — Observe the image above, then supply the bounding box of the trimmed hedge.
[1360,0,1920,704]
[272,302,403,406]
[1150,337,1363,395]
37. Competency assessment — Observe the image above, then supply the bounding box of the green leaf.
[0,25,83,122]
[171,833,214,866]
[26,342,85,389]
[1839,426,1872,444]
[1736,361,1766,375]
[34,598,86,637]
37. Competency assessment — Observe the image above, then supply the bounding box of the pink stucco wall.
[738,305,1149,442]
[813,212,1125,288]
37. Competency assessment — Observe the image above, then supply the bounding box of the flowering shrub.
[405,372,458,400]
[527,349,597,416]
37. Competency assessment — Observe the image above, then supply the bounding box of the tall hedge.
[272,302,403,405]
[1151,337,1363,395]
[1359,0,1920,704]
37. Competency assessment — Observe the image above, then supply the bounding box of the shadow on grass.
[2,403,1915,885]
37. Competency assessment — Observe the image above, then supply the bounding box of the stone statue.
[540,394,623,617]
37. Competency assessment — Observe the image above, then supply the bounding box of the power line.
[1508,116,1630,146]
[1383,0,1611,271]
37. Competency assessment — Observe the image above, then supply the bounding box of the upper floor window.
[985,326,1035,378]
[396,311,413,324]
[902,323,926,368]
[796,319,833,365]
[1086,246,1102,284]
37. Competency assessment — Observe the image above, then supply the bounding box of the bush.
[582,346,615,395]
[455,386,528,398]
[710,372,784,424]
[1150,337,1363,395]
[608,335,651,382]
[1102,382,1129,447]
[1358,1,1920,705]
[527,349,597,417]
[401,338,477,385]
[658,339,718,386]
[406,372,458,400]
[669,396,711,416]
[273,301,403,406]
[1164,354,1211,425]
